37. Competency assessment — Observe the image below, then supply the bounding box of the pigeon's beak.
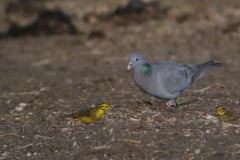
[127,62,133,70]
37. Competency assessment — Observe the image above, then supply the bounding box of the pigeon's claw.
[166,103,172,108]
[166,100,176,108]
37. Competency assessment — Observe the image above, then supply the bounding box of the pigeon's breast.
[133,70,178,99]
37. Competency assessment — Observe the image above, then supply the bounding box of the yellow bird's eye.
[99,104,110,111]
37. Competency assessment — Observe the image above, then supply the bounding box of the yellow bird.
[62,104,110,124]
[215,106,240,122]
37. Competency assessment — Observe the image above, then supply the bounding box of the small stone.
[15,106,24,111]
[72,142,77,147]
[130,118,140,122]
[19,103,27,107]
[40,87,49,92]
[6,100,11,104]
[195,148,201,154]
[1,151,7,156]
[27,153,31,156]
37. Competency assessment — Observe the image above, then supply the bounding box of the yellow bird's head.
[95,104,110,119]
[98,103,110,111]
[215,106,226,116]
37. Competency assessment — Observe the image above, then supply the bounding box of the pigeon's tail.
[192,60,221,83]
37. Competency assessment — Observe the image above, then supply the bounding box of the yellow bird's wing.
[80,108,100,123]
[63,108,93,119]
[62,106,105,124]
[222,111,240,122]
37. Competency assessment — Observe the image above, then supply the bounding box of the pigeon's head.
[128,53,146,70]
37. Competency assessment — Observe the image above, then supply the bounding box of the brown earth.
[0,0,240,159]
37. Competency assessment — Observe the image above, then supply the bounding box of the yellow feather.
[215,106,240,122]
[62,103,110,124]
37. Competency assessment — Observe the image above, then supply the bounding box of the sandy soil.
[0,0,240,159]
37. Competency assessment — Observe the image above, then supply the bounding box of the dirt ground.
[0,0,240,159]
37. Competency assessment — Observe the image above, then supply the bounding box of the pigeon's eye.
[136,58,138,61]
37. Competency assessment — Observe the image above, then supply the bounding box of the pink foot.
[166,103,171,108]
[166,101,176,108]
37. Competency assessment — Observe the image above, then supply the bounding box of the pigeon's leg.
[166,103,171,108]
[167,99,175,108]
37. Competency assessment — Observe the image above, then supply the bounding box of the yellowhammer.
[62,103,110,124]
[215,106,240,122]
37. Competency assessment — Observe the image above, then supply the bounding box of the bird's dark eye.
[136,58,138,61]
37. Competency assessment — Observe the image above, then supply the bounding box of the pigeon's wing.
[153,62,198,94]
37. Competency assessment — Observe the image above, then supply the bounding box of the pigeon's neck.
[141,63,151,74]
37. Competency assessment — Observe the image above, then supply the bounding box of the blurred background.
[0,0,239,91]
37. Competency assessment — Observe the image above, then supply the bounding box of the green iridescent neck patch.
[141,63,151,73]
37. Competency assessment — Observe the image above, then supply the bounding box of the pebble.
[206,130,210,134]
[15,106,24,111]
[19,103,27,107]
[195,148,201,154]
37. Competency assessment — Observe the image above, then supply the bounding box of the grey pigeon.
[127,53,221,108]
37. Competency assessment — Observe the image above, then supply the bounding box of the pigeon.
[127,52,221,108]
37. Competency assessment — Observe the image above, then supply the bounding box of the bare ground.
[0,0,240,159]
